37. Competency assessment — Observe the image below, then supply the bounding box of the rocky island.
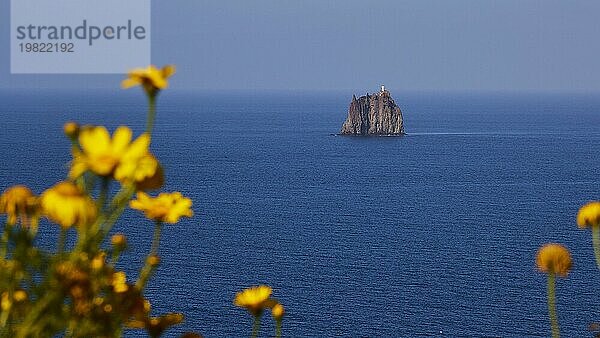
[340,86,405,135]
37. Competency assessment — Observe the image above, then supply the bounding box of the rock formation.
[340,88,405,135]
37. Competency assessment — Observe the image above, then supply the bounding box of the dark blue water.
[0,89,599,337]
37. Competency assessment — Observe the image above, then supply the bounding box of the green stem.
[57,228,67,254]
[135,221,163,290]
[97,178,109,212]
[547,273,560,338]
[146,94,157,135]
[135,260,154,290]
[251,315,261,338]
[592,226,600,270]
[90,184,136,247]
[15,294,53,337]
[0,310,8,330]
[98,200,128,240]
[109,184,136,210]
[275,319,282,338]
[83,173,96,196]
[150,221,162,257]
[81,177,110,249]
[111,251,121,265]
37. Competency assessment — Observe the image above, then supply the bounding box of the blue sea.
[0,89,599,337]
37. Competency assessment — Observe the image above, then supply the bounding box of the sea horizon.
[4,87,600,95]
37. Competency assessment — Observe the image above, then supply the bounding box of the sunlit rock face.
[340,89,405,135]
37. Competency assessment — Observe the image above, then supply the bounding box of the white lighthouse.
[381,84,386,92]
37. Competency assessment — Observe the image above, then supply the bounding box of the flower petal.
[80,126,110,156]
[162,65,176,79]
[112,126,133,155]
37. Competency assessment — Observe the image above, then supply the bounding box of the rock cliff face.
[340,90,405,135]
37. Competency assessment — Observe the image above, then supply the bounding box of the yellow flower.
[91,253,105,270]
[69,126,158,185]
[272,303,285,320]
[234,285,272,314]
[0,185,37,226]
[121,65,176,94]
[112,271,129,293]
[577,202,600,228]
[40,181,97,229]
[130,192,193,224]
[536,243,572,277]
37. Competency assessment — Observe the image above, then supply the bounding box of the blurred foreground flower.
[235,285,284,338]
[537,243,572,277]
[577,202,600,270]
[0,185,37,227]
[271,303,284,320]
[234,285,272,315]
[69,126,157,186]
[40,181,96,230]
[578,202,600,228]
[121,65,176,134]
[130,192,193,224]
[122,65,176,96]
[537,243,572,338]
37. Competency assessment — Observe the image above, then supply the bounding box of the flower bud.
[272,303,285,320]
[13,290,27,302]
[63,121,80,139]
[147,255,160,267]
[111,233,127,250]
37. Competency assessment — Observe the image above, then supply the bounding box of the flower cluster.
[0,185,37,227]
[0,65,199,337]
[0,64,285,338]
[577,201,600,229]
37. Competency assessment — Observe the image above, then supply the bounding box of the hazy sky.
[2,0,600,91]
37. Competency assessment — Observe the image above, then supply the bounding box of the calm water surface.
[0,90,599,337]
